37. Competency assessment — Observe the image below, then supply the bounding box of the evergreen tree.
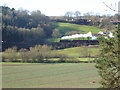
[96,25,120,88]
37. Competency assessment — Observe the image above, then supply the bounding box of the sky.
[0,0,119,16]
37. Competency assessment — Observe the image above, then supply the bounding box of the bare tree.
[103,2,119,12]
[74,11,81,20]
[65,11,74,21]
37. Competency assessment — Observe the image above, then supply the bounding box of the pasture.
[2,63,100,88]
[54,46,100,57]
[46,22,105,42]
[56,23,104,35]
[47,22,104,42]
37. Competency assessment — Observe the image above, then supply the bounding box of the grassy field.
[54,46,100,57]
[46,23,105,42]
[47,22,104,42]
[56,23,104,35]
[2,63,100,88]
[2,46,100,62]
[48,58,95,61]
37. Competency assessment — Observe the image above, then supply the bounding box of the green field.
[2,63,100,88]
[47,22,104,42]
[54,46,100,57]
[48,58,95,61]
[2,46,100,63]
[57,23,104,35]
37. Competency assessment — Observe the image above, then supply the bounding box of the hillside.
[47,22,104,42]
[56,23,104,35]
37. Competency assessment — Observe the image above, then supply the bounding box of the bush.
[3,47,19,62]
[3,45,79,63]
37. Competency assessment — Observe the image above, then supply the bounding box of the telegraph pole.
[88,37,90,63]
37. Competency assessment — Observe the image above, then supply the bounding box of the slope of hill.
[46,22,104,43]
[56,23,104,35]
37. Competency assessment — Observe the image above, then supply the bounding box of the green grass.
[45,58,95,61]
[47,22,104,42]
[57,23,104,35]
[77,58,95,61]
[2,63,100,88]
[54,46,100,57]
[2,58,95,62]
[65,37,92,40]
[46,38,61,42]
[3,46,100,62]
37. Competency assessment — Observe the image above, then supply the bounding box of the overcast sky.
[0,0,119,16]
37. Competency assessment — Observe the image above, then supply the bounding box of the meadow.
[54,46,100,58]
[47,22,104,42]
[2,63,100,88]
[57,23,104,35]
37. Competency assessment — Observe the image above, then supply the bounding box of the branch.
[103,2,120,12]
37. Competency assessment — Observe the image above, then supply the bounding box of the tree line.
[52,11,118,30]
[2,45,80,63]
[2,6,57,50]
[2,6,118,50]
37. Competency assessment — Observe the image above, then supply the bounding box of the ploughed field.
[2,63,100,88]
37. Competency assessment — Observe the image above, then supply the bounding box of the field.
[2,63,100,88]
[47,22,104,42]
[57,23,104,35]
[54,46,100,57]
[3,46,100,62]
[2,23,101,88]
